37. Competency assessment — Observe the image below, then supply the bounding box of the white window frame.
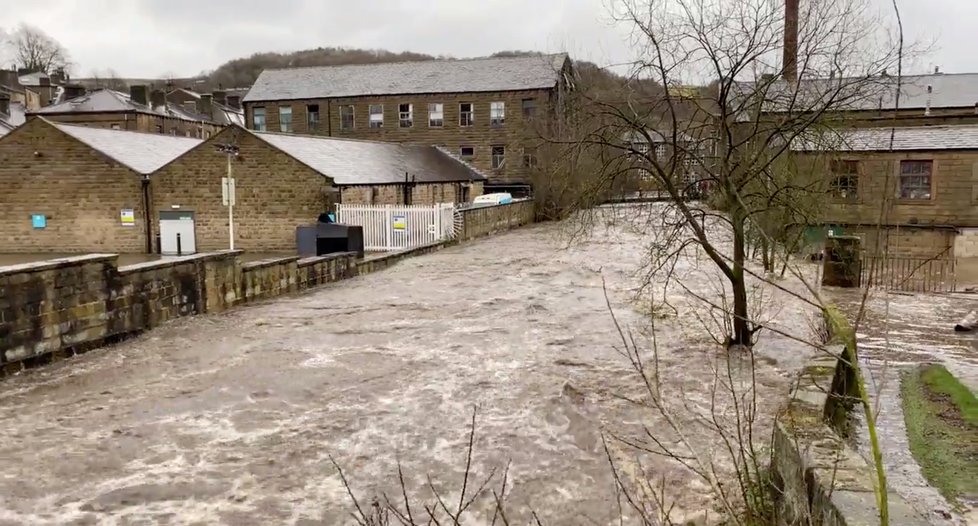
[369,104,384,128]
[490,101,505,127]
[460,146,474,159]
[399,103,413,128]
[253,107,266,131]
[491,145,505,170]
[279,106,293,133]
[428,103,444,127]
[459,102,474,127]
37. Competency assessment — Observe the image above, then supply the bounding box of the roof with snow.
[51,120,202,174]
[0,102,26,137]
[792,124,978,152]
[251,129,487,185]
[34,89,229,125]
[243,54,569,102]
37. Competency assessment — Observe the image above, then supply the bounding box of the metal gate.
[335,203,456,251]
[859,253,956,293]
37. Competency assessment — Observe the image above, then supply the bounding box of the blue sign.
[31,214,46,229]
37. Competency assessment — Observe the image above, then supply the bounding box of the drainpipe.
[141,175,153,253]
[326,100,332,136]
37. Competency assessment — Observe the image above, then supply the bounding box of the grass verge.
[901,364,978,508]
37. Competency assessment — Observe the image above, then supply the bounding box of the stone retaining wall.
[458,200,534,240]
[771,311,928,525]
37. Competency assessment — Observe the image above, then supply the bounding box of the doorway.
[159,211,197,255]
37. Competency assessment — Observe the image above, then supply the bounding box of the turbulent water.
[0,208,821,525]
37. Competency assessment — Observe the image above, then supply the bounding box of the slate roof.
[743,71,978,116]
[0,102,26,137]
[251,130,488,185]
[34,89,228,125]
[51,120,203,174]
[244,54,569,102]
[791,125,978,152]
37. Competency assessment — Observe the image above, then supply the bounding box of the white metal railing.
[335,203,457,252]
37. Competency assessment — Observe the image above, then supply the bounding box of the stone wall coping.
[296,252,357,267]
[0,254,118,277]
[241,256,301,271]
[117,251,244,275]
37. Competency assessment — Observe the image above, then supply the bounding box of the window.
[399,103,413,128]
[307,104,320,131]
[634,142,652,180]
[460,146,474,160]
[204,131,211,139]
[155,125,163,134]
[279,106,293,132]
[369,104,384,128]
[339,105,355,130]
[899,160,933,200]
[522,147,538,168]
[491,145,505,170]
[829,160,859,200]
[428,103,444,127]
[185,130,191,137]
[459,103,473,126]
[490,101,505,127]
[110,123,121,130]
[170,129,177,136]
[522,98,537,117]
[253,107,266,131]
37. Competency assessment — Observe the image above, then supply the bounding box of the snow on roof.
[51,121,203,174]
[244,54,569,102]
[251,130,487,185]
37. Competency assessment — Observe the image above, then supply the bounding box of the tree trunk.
[730,209,753,347]
[760,235,772,272]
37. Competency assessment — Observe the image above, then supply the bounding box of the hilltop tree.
[7,23,70,73]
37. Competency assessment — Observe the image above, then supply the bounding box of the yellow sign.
[120,208,135,226]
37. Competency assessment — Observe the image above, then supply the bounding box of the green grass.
[901,364,978,507]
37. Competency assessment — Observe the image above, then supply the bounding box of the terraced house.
[242,54,573,195]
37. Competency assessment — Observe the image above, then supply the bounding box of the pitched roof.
[791,124,978,152]
[34,89,229,125]
[250,129,487,185]
[243,53,569,102]
[0,102,26,136]
[747,71,978,116]
[50,121,202,174]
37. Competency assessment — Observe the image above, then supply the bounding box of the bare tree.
[560,0,904,348]
[8,23,70,73]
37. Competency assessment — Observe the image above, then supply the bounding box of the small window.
[428,103,444,127]
[830,160,858,200]
[460,146,474,160]
[339,105,355,130]
[899,160,932,200]
[110,123,121,130]
[307,104,320,131]
[399,103,413,128]
[522,147,538,168]
[522,98,537,117]
[369,104,384,128]
[459,102,473,127]
[253,107,266,132]
[491,145,505,170]
[490,101,505,127]
[279,106,293,133]
[653,143,667,160]
[170,129,177,136]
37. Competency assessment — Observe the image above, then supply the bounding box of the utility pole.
[216,142,239,250]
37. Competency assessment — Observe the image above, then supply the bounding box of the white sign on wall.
[222,177,236,206]
[120,208,135,226]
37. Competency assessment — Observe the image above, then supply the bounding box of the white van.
[472,193,514,207]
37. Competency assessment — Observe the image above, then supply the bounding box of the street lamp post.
[216,142,239,250]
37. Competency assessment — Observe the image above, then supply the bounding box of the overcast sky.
[1,0,975,78]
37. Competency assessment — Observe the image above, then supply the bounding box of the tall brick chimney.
[211,90,227,107]
[226,95,241,110]
[783,0,799,83]
[198,94,213,119]
[130,85,149,106]
[150,89,166,109]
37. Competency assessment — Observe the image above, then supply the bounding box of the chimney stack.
[150,89,166,109]
[63,85,86,100]
[130,85,149,106]
[783,0,799,83]
[212,90,227,106]
[198,94,213,120]
[226,94,241,110]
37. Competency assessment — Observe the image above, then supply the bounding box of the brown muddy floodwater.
[0,210,818,525]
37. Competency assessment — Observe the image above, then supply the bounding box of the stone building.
[31,86,226,138]
[791,124,978,272]
[0,120,484,254]
[0,118,201,253]
[151,126,486,252]
[165,87,245,127]
[242,54,572,195]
